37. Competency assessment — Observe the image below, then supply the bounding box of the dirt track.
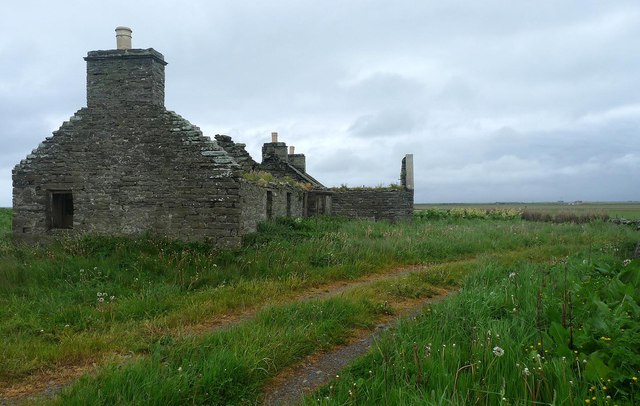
[0,262,456,405]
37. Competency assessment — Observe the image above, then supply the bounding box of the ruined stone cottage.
[12,28,414,248]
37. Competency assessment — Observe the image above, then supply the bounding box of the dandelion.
[493,346,505,357]
[98,297,104,303]
[178,366,182,372]
[633,376,638,382]
[523,367,530,376]
[509,272,516,279]
[623,259,631,267]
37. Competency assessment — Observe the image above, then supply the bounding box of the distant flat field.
[415,202,640,219]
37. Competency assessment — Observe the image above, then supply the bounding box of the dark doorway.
[286,192,292,217]
[50,191,73,229]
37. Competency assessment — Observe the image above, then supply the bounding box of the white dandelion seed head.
[493,346,505,357]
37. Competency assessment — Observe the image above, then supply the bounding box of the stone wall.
[85,49,166,108]
[13,107,243,248]
[215,134,257,173]
[331,189,414,222]
[239,181,305,234]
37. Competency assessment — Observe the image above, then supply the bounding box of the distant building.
[12,27,414,247]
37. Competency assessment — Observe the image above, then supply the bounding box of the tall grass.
[1,210,638,403]
[305,249,640,405]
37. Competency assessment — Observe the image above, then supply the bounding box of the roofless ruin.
[12,27,414,248]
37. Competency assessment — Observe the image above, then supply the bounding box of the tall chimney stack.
[271,132,278,143]
[115,26,132,50]
[84,27,167,108]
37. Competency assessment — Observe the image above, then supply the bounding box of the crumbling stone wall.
[12,107,243,246]
[215,134,257,173]
[239,181,304,234]
[331,189,414,222]
[13,47,246,248]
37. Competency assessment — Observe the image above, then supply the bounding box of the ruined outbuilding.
[12,28,414,248]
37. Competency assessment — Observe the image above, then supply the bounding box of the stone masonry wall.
[331,189,414,222]
[85,49,166,108]
[239,181,305,234]
[13,106,243,248]
[214,134,257,173]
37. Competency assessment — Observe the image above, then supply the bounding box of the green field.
[1,208,639,404]
[416,202,640,219]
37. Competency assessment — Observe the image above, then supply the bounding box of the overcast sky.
[1,0,639,206]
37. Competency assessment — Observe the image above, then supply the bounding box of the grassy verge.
[305,248,640,405]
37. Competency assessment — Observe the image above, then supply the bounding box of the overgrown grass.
[1,210,638,404]
[305,249,640,405]
[53,260,454,404]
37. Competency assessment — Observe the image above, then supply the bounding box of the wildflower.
[425,345,432,357]
[585,400,591,404]
[178,366,182,372]
[633,376,638,382]
[110,296,115,301]
[523,367,530,376]
[509,272,516,279]
[623,259,631,267]
[493,346,505,357]
[98,297,104,303]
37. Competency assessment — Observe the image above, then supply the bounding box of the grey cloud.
[3,0,640,206]
[348,110,423,138]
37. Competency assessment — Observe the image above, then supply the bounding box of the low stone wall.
[239,181,305,234]
[331,189,414,222]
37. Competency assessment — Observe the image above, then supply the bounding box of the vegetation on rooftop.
[331,183,404,191]
[242,170,313,190]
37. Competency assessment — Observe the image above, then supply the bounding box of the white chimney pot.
[115,26,132,50]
